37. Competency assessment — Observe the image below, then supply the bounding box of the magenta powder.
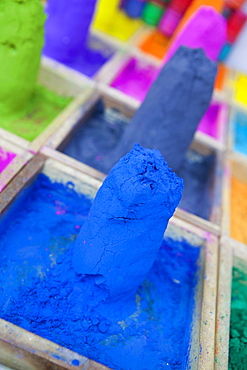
[0,147,16,173]
[110,57,158,101]
[197,103,222,139]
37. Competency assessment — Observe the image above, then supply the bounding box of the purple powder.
[110,57,158,101]
[0,147,16,173]
[197,102,222,139]
[43,0,115,77]
[0,171,202,370]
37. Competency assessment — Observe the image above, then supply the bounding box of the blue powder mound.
[43,0,115,76]
[177,149,216,220]
[0,172,201,369]
[233,111,247,156]
[99,46,217,174]
[62,100,130,164]
[72,144,184,298]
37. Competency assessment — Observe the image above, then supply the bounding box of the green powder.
[0,0,45,116]
[0,85,72,141]
[229,264,247,369]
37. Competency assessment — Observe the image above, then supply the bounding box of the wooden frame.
[0,137,33,193]
[0,154,218,370]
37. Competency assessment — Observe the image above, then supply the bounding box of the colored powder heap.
[0,0,45,117]
[0,85,72,141]
[0,147,16,173]
[229,264,247,370]
[231,176,247,244]
[43,0,115,77]
[61,101,216,220]
[110,57,158,102]
[108,46,217,174]
[73,144,183,298]
[0,173,201,370]
[162,6,226,65]
[197,102,222,139]
[177,149,215,220]
[234,111,247,156]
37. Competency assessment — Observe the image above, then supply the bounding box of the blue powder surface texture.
[0,170,201,370]
[43,0,115,76]
[73,144,183,298]
[98,46,217,174]
[177,149,216,220]
[234,110,247,156]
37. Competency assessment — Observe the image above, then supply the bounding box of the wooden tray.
[0,155,218,370]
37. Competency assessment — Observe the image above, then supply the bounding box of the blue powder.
[73,144,183,298]
[0,153,202,369]
[234,111,247,156]
[177,149,216,220]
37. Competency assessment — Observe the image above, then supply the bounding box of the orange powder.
[215,63,229,91]
[139,30,169,60]
[231,175,247,244]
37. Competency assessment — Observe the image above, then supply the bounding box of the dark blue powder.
[99,46,217,173]
[0,169,202,370]
[177,149,216,220]
[61,104,215,221]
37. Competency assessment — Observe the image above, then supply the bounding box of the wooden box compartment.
[41,90,224,235]
[0,57,96,154]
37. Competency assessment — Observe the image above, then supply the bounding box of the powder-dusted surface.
[0,173,201,369]
[197,103,222,139]
[73,144,183,298]
[110,57,158,102]
[0,85,72,141]
[177,149,215,220]
[233,111,247,156]
[0,147,16,173]
[229,265,247,369]
[231,176,247,244]
[0,0,45,116]
[107,47,217,174]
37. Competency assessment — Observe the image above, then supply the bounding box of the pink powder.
[197,103,222,139]
[110,57,158,102]
[0,147,16,173]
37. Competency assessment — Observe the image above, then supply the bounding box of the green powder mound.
[229,265,247,370]
[0,85,72,141]
[0,0,45,116]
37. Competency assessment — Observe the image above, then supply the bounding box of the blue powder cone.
[43,0,97,63]
[72,144,183,298]
[101,46,217,174]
